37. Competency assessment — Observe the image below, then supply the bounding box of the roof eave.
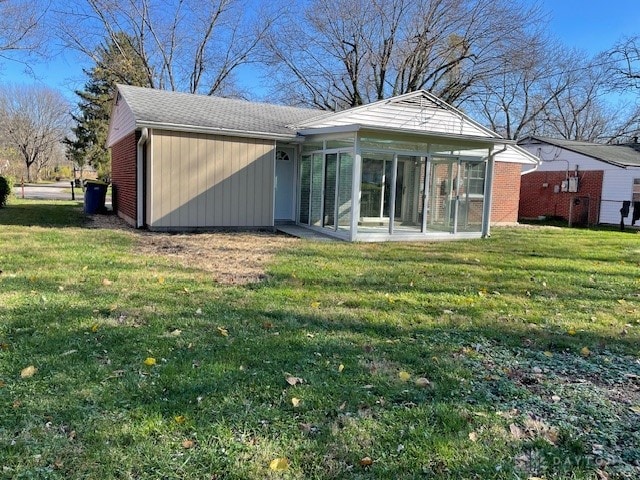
[298,123,515,147]
[136,121,299,141]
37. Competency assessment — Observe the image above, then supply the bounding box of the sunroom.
[295,126,510,241]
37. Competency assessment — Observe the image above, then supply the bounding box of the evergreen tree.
[66,32,150,179]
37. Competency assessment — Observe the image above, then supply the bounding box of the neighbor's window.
[633,178,640,202]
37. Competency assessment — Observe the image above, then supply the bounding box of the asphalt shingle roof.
[117,84,321,138]
[521,136,640,167]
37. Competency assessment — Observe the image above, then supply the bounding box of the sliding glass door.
[426,157,486,233]
[298,151,353,234]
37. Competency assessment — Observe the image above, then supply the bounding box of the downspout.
[520,146,542,176]
[137,128,148,228]
[482,144,509,238]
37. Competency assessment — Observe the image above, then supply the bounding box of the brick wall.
[519,170,603,225]
[110,131,139,226]
[491,162,522,224]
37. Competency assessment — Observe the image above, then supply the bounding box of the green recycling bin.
[84,180,108,214]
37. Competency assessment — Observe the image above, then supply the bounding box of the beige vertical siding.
[149,130,275,228]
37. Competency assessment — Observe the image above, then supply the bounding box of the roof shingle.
[117,84,320,138]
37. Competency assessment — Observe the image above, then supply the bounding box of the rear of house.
[519,136,640,226]
[107,85,538,241]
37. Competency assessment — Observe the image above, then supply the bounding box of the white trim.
[136,128,148,228]
[136,121,298,141]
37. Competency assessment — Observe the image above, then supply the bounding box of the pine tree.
[66,32,150,179]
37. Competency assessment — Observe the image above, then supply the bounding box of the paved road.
[13,181,112,207]
[13,181,80,201]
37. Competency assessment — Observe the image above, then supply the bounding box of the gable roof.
[296,90,499,139]
[111,84,319,142]
[519,136,640,168]
[107,86,538,164]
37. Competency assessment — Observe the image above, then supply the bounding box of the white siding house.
[519,136,640,225]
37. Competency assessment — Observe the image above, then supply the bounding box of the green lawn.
[1,200,639,479]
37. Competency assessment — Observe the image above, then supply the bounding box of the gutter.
[136,128,148,228]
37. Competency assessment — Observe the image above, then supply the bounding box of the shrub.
[0,175,13,208]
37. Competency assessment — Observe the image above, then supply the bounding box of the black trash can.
[84,180,108,214]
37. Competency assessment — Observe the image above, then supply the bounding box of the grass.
[1,199,640,479]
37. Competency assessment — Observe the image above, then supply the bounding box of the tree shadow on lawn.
[2,297,639,479]
[0,201,86,228]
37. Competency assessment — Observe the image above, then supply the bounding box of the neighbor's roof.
[519,136,640,168]
[115,84,320,139]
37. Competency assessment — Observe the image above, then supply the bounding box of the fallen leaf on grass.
[174,415,186,424]
[338,364,345,373]
[101,278,112,286]
[169,329,182,336]
[415,377,431,388]
[285,375,304,386]
[143,357,156,366]
[567,328,576,336]
[629,406,640,414]
[468,431,478,442]
[580,346,591,357]
[157,276,165,284]
[291,397,301,407]
[217,327,229,337]
[310,301,320,308]
[269,458,289,471]
[20,365,37,378]
[182,439,195,449]
[543,351,553,357]
[360,456,373,467]
[398,371,411,382]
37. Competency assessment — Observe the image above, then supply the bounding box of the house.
[106,85,538,241]
[518,136,640,226]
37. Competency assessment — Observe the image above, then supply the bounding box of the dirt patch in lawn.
[85,213,299,284]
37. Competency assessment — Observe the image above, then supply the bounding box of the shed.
[107,85,538,241]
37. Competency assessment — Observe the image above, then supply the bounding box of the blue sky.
[1,0,638,101]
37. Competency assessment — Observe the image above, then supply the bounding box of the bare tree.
[0,0,49,67]
[0,85,70,181]
[53,0,276,96]
[604,36,640,91]
[263,0,543,109]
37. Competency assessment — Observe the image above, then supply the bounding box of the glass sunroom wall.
[358,151,395,232]
[298,136,356,239]
[427,143,490,234]
[392,156,426,233]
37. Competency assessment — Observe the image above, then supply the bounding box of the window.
[464,162,486,196]
[276,150,290,161]
[633,179,640,202]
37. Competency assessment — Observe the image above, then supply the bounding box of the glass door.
[426,158,486,233]
[427,158,458,232]
[457,160,486,232]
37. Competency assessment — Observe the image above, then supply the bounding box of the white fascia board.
[299,123,511,147]
[297,124,361,136]
[136,121,299,141]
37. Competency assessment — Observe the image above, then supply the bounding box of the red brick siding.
[110,131,139,226]
[519,170,603,224]
[491,162,522,224]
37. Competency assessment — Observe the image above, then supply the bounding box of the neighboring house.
[106,85,538,241]
[518,136,640,226]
